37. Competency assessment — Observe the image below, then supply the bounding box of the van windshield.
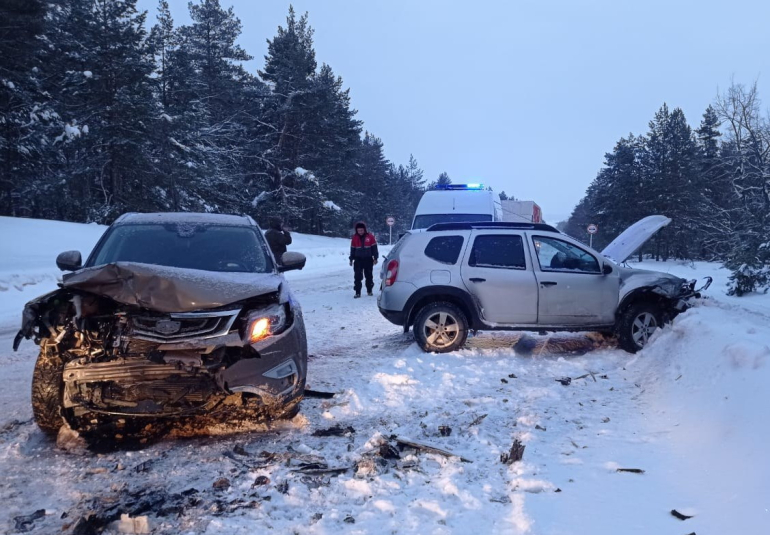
[412,213,493,230]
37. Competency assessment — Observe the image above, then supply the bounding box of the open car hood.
[601,215,671,264]
[62,262,282,313]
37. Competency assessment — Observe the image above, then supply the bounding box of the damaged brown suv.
[14,213,308,439]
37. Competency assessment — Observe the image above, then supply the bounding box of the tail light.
[385,260,399,286]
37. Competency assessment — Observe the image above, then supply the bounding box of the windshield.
[412,213,492,229]
[88,223,273,273]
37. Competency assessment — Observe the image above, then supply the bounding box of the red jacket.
[350,232,379,261]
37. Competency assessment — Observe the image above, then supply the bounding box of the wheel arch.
[404,286,479,332]
[616,287,675,321]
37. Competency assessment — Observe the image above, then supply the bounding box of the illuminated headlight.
[243,304,288,344]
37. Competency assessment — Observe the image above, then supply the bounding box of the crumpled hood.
[62,262,283,313]
[602,215,671,264]
[618,266,687,300]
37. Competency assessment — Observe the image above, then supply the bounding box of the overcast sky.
[137,0,770,223]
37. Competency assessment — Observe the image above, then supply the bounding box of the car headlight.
[243,304,289,344]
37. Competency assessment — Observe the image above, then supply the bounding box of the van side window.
[469,235,526,269]
[424,236,465,265]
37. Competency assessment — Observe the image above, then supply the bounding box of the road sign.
[587,223,598,248]
[386,217,395,245]
[386,217,395,226]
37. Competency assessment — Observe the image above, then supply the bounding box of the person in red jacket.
[349,221,379,298]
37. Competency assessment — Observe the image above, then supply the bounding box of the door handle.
[540,281,557,287]
[469,278,486,283]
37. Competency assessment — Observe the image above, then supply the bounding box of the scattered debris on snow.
[501,439,526,464]
[114,514,151,534]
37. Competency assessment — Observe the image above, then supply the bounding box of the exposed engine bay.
[14,262,308,436]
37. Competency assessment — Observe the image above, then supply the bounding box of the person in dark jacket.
[265,217,292,264]
[349,221,379,298]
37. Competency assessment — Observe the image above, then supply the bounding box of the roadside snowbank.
[629,300,770,534]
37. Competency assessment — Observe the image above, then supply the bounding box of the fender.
[402,285,481,332]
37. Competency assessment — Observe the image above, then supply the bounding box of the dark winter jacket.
[265,222,292,261]
[349,223,378,261]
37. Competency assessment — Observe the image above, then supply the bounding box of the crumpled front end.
[15,274,307,431]
[618,267,712,316]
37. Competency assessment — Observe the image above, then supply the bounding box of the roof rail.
[426,221,560,233]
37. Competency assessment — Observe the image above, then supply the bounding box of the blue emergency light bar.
[434,183,485,190]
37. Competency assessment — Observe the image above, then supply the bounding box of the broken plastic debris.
[56,423,88,454]
[212,477,231,490]
[13,509,45,532]
[116,514,150,534]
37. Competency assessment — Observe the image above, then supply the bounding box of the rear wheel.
[413,302,469,353]
[617,302,663,353]
[31,344,65,436]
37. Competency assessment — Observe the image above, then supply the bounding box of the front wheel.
[617,302,663,353]
[413,302,469,353]
[31,344,66,436]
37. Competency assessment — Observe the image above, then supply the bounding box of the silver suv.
[378,216,711,353]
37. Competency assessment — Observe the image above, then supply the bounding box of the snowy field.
[1,216,769,534]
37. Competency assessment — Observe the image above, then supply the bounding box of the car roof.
[114,212,255,226]
[425,221,559,233]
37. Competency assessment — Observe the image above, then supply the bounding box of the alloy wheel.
[631,312,658,348]
[423,311,460,348]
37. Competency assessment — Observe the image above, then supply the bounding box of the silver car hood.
[62,262,283,313]
[601,215,671,264]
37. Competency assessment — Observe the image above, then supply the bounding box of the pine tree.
[40,0,158,222]
[173,0,257,214]
[694,105,732,259]
[253,7,320,226]
[641,104,700,260]
[714,82,770,295]
[0,0,60,217]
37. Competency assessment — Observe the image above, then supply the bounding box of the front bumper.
[62,309,308,418]
[221,312,308,402]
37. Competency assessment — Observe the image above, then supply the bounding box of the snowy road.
[1,218,769,534]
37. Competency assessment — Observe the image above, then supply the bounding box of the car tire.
[413,302,469,353]
[31,344,65,436]
[617,302,663,353]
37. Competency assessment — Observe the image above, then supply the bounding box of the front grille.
[130,309,240,343]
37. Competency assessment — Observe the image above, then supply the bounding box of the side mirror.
[602,263,613,275]
[56,250,82,271]
[278,252,306,273]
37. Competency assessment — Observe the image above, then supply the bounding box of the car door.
[528,234,619,326]
[460,231,538,325]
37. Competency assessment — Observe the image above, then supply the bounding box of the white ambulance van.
[410,184,503,230]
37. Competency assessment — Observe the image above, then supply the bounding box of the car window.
[532,236,600,274]
[424,236,464,264]
[468,234,526,269]
[89,223,272,273]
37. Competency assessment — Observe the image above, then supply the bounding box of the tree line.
[0,0,427,238]
[563,82,770,295]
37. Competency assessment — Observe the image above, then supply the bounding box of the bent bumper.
[221,313,308,403]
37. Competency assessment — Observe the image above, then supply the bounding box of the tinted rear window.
[469,235,526,269]
[424,236,464,264]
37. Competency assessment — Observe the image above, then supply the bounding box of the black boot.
[354,292,361,298]
[367,290,373,296]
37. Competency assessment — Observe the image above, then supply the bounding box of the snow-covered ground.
[0,216,768,534]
